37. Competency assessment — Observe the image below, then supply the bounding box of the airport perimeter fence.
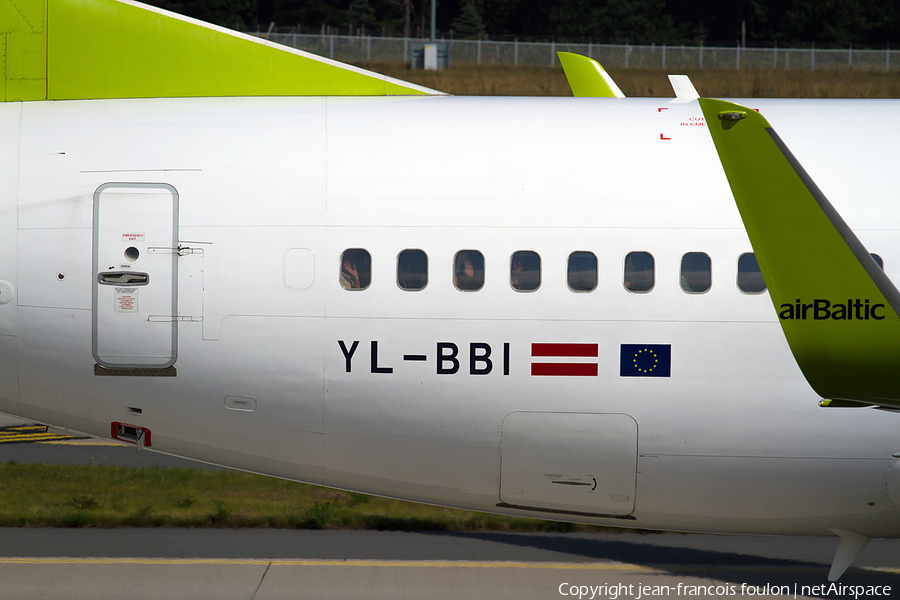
[249,31,900,72]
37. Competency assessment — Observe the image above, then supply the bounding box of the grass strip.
[361,63,900,98]
[0,462,616,531]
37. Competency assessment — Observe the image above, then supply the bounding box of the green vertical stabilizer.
[2,0,438,101]
[700,98,900,408]
[557,52,624,98]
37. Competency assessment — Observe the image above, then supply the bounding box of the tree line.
[145,0,900,47]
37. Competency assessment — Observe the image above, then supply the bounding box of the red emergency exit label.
[114,289,138,312]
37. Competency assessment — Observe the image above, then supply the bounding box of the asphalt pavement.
[1,414,898,599]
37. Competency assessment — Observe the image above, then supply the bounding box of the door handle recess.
[98,272,150,285]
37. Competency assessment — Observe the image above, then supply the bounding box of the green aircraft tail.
[700,98,900,408]
[557,52,625,98]
[2,0,437,101]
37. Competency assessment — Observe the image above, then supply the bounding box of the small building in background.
[411,42,450,70]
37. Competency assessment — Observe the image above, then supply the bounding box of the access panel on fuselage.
[500,412,637,516]
[92,183,178,369]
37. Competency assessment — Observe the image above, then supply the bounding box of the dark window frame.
[339,248,371,291]
[623,251,655,293]
[871,253,884,270]
[510,250,541,292]
[454,250,485,292]
[737,252,766,294]
[397,248,428,291]
[680,252,712,294]
[567,251,598,293]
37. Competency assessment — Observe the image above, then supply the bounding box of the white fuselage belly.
[1,96,898,537]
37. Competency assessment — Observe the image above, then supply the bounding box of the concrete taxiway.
[1,415,898,599]
[0,414,223,469]
[0,528,898,599]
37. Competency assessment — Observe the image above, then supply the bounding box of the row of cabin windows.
[340,248,884,294]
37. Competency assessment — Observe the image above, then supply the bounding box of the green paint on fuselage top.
[2,0,439,101]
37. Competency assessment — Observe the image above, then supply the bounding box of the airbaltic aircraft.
[3,0,899,581]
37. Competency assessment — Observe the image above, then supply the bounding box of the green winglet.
[818,399,873,408]
[557,52,625,98]
[700,98,900,408]
[1,0,438,102]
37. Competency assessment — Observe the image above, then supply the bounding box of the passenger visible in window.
[510,251,540,292]
[454,251,484,291]
[681,252,711,293]
[624,251,654,293]
[567,251,597,292]
[340,248,371,290]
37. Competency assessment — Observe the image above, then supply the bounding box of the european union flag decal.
[620,344,671,377]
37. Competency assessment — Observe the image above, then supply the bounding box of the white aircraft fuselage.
[1,94,899,538]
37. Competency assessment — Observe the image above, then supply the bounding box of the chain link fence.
[253,31,899,72]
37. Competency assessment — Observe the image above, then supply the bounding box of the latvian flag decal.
[531,343,598,376]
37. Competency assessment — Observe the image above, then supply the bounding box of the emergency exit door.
[92,183,178,369]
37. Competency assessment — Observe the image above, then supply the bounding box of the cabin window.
[871,254,884,270]
[681,252,711,293]
[737,253,766,293]
[340,248,371,290]
[567,251,597,292]
[510,250,541,292]
[398,249,428,291]
[624,252,654,293]
[454,250,484,291]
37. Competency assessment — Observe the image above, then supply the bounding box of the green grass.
[0,462,615,530]
[357,62,900,98]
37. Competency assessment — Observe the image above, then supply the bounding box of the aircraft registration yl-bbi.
[2,0,900,580]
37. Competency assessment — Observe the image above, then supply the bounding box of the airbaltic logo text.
[779,299,885,321]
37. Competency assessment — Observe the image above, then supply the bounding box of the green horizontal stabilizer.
[700,98,900,408]
[557,52,624,98]
[2,0,438,102]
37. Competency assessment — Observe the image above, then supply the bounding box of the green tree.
[348,0,376,31]
[451,1,487,39]
[773,0,874,45]
[599,0,680,43]
[145,0,258,29]
[271,0,347,30]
